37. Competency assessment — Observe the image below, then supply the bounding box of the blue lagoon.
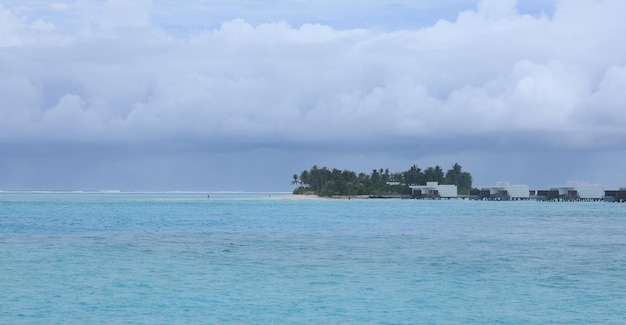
[1,192,625,323]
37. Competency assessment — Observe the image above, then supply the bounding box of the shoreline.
[272,194,371,200]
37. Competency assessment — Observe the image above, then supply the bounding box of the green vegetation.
[291,163,473,197]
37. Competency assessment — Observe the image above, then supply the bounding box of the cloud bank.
[1,0,626,190]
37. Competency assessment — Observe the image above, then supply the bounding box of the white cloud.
[0,5,27,47]
[0,4,60,47]
[584,65,626,131]
[3,1,623,148]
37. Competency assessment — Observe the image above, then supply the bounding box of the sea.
[1,192,625,324]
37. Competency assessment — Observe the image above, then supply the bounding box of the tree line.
[291,163,472,197]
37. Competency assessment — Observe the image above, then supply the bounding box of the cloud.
[0,4,59,47]
[3,1,626,148]
[1,0,626,190]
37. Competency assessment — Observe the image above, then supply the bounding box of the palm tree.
[434,165,445,183]
[300,170,310,187]
[445,163,462,185]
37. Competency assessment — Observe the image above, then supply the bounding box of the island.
[291,163,472,197]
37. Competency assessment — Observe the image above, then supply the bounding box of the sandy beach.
[272,194,370,200]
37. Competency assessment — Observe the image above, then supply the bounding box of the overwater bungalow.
[546,181,604,201]
[409,182,458,199]
[604,188,626,202]
[475,181,530,200]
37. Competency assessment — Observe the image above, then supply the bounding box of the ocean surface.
[1,192,625,324]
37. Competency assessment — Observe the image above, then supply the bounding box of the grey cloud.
[1,0,626,190]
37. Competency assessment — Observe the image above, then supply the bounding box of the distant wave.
[0,190,290,194]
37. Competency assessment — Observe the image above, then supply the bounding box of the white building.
[550,181,604,200]
[481,181,530,200]
[410,182,458,199]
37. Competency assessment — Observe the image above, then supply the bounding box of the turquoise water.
[1,193,625,324]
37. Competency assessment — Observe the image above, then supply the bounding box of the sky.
[1,0,626,191]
